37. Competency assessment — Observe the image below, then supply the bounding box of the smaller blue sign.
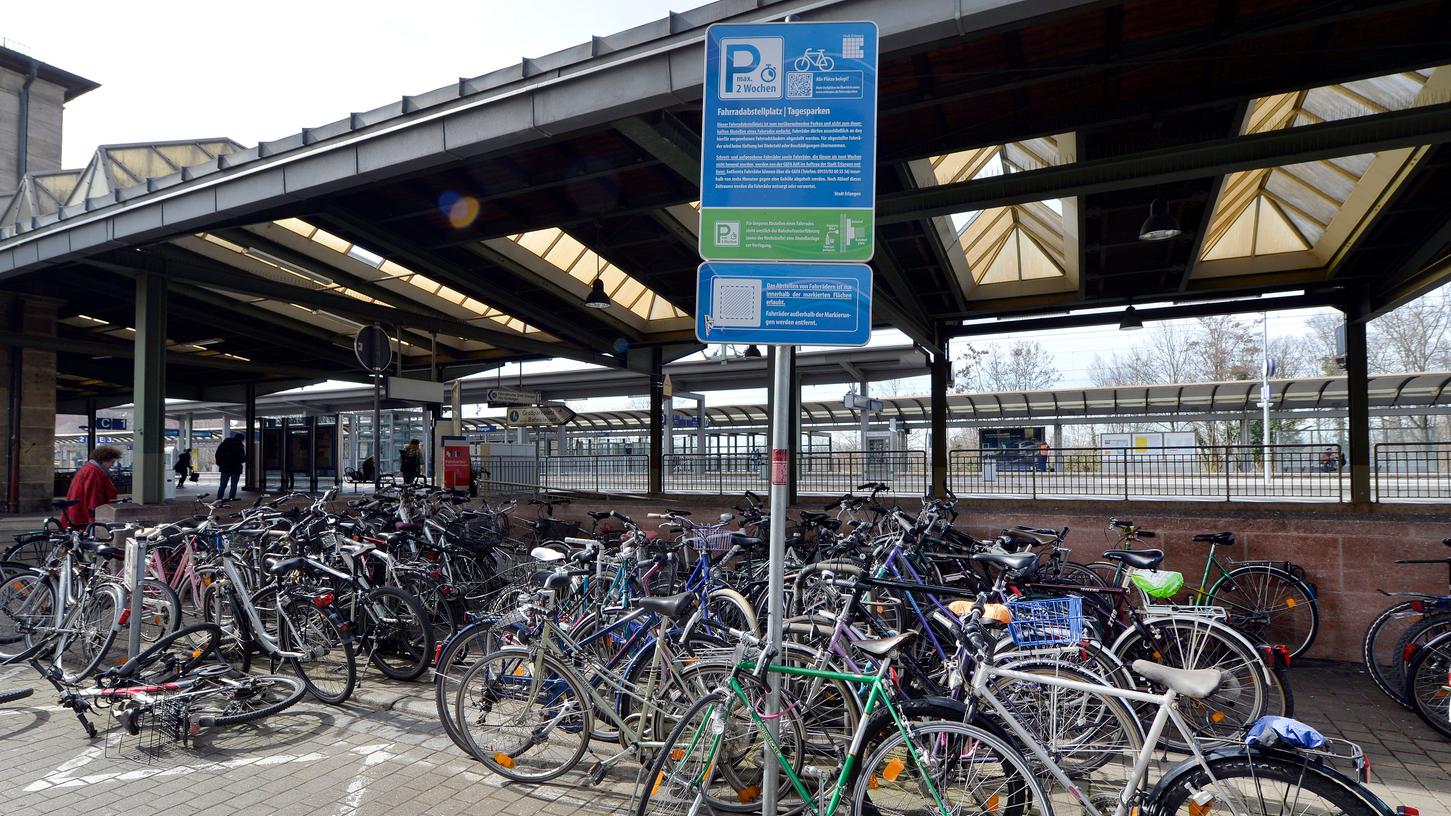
[696,262,872,347]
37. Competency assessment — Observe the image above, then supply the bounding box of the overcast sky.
[7,2,1343,417]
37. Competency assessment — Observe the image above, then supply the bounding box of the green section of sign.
[700,207,873,262]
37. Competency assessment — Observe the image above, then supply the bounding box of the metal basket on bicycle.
[1005,596,1084,647]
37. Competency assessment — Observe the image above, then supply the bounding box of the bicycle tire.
[58,583,123,684]
[195,673,308,728]
[1405,629,1451,740]
[434,621,500,754]
[1360,596,1434,707]
[282,601,357,705]
[1390,611,1451,706]
[361,586,433,681]
[199,579,252,674]
[0,566,52,660]
[0,687,33,704]
[453,646,592,782]
[1150,750,1384,815]
[852,720,1051,816]
[1207,564,1319,659]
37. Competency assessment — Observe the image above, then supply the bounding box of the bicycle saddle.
[1102,549,1164,570]
[1131,660,1223,699]
[94,544,125,561]
[51,499,80,509]
[1193,532,1235,546]
[731,533,763,548]
[265,556,312,576]
[853,631,917,658]
[970,551,1039,575]
[799,511,830,523]
[1010,526,1061,544]
[636,592,697,621]
[586,511,612,521]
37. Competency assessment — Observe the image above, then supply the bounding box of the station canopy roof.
[2,0,1451,409]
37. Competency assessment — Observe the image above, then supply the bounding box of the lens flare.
[438,191,480,229]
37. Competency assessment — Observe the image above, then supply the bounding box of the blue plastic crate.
[1006,596,1084,647]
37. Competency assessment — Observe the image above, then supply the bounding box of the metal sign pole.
[372,372,382,491]
[762,344,791,816]
[124,532,145,658]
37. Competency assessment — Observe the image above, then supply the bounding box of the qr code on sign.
[786,72,813,98]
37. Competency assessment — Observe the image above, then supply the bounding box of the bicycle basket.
[1005,596,1084,647]
[1130,568,1184,599]
[697,530,736,552]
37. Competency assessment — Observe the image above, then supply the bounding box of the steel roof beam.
[879,104,1451,226]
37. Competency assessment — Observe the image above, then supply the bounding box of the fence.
[476,451,926,498]
[948,444,1344,502]
[1374,442,1451,502]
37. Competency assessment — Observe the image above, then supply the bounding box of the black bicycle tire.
[197,674,308,727]
[61,584,123,684]
[434,621,498,754]
[453,646,592,782]
[1390,611,1451,708]
[1361,597,1434,707]
[0,566,52,659]
[362,586,433,681]
[199,580,253,674]
[283,601,357,705]
[112,621,224,681]
[851,719,1049,816]
[1405,629,1451,740]
[1208,564,1320,659]
[1149,751,1382,815]
[0,687,33,704]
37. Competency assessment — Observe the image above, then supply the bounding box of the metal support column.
[761,343,792,816]
[85,399,97,457]
[132,272,167,504]
[243,384,258,492]
[1343,302,1372,505]
[307,415,318,493]
[788,348,800,504]
[648,347,664,495]
[930,349,949,496]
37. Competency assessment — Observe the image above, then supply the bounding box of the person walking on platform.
[62,445,122,529]
[215,432,246,501]
[173,448,193,488]
[399,439,424,485]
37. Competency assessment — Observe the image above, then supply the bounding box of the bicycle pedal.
[585,760,614,785]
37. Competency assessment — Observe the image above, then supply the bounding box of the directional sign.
[354,324,393,372]
[700,21,879,262]
[696,262,872,347]
[485,387,540,406]
[505,405,577,426]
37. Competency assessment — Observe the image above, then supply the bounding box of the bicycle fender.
[1144,746,1396,816]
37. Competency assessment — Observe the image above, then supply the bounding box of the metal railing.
[663,453,769,494]
[797,450,928,497]
[948,444,1344,502]
[1374,442,1451,502]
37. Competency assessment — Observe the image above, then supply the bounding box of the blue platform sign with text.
[700,21,878,262]
[696,262,872,347]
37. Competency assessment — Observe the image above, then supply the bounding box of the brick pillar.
[0,293,60,512]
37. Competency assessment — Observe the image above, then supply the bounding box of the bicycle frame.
[702,658,951,816]
[967,658,1222,816]
[215,554,307,661]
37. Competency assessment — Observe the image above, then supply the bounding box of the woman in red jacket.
[62,445,122,528]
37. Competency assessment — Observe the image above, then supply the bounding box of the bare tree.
[971,340,1062,391]
[953,342,988,391]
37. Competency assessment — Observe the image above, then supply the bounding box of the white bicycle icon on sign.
[793,48,834,71]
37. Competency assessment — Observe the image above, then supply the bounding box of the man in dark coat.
[399,439,424,485]
[214,433,246,501]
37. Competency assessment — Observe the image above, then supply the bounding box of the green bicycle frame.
[698,660,951,816]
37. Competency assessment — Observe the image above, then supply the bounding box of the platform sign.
[700,21,878,262]
[696,262,871,347]
[505,405,577,426]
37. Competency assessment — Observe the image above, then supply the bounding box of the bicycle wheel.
[851,720,1051,816]
[194,673,308,728]
[1113,616,1267,749]
[58,584,123,684]
[454,647,592,782]
[636,678,806,815]
[0,687,33,704]
[1207,564,1319,659]
[199,580,252,674]
[1152,751,1382,815]
[281,601,357,704]
[361,586,433,681]
[1391,611,1451,704]
[1405,630,1451,740]
[0,567,52,660]
[988,659,1143,780]
[434,622,504,753]
[1361,597,1434,707]
[137,577,183,643]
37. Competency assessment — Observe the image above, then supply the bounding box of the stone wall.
[0,293,58,512]
[527,495,1449,663]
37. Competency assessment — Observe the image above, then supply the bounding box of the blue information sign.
[700,21,878,262]
[696,262,872,347]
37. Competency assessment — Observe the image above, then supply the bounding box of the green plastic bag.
[1130,568,1184,599]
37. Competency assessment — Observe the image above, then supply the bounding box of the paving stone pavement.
[0,660,1446,815]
